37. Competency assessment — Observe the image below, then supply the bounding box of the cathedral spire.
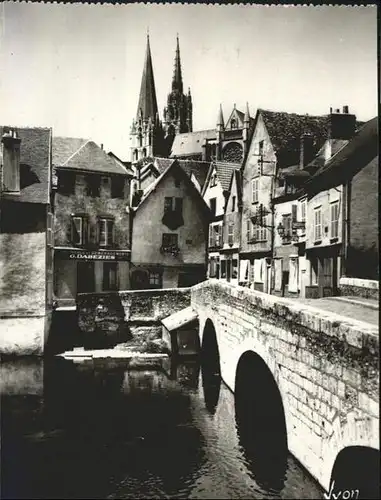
[172,34,183,94]
[136,32,158,122]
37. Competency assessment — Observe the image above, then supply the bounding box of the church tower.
[130,33,165,164]
[163,35,193,156]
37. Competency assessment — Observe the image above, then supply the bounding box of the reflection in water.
[1,356,323,499]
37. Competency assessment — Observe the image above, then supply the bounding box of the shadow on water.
[1,356,207,500]
[234,351,289,495]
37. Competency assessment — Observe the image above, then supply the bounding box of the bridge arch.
[328,446,380,499]
[234,350,288,493]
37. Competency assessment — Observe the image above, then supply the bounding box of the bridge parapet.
[191,279,379,493]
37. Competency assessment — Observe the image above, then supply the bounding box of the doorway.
[77,262,95,294]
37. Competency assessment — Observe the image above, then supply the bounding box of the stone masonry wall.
[339,277,379,300]
[77,288,191,345]
[191,279,379,492]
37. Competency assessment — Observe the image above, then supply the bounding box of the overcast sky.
[0,3,377,160]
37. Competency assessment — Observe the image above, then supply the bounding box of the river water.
[1,357,323,499]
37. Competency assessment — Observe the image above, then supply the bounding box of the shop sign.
[56,248,131,261]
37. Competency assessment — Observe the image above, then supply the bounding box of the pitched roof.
[1,125,52,204]
[133,159,211,217]
[52,137,88,166]
[171,129,216,157]
[135,34,158,121]
[215,160,241,191]
[53,139,130,176]
[307,116,378,184]
[259,109,364,169]
[259,109,329,168]
[147,157,210,191]
[227,168,242,206]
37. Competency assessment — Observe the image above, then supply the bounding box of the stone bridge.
[191,279,379,496]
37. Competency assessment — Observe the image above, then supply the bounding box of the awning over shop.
[161,306,198,332]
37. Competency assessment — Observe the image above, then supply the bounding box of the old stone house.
[0,126,54,355]
[203,160,239,280]
[220,169,242,285]
[130,159,211,289]
[302,114,378,298]
[52,138,133,308]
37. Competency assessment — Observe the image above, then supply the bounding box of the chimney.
[1,128,21,193]
[299,133,314,169]
[328,105,356,140]
[100,143,104,150]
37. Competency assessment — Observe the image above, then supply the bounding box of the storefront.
[53,247,131,308]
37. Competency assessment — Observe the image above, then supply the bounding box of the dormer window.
[1,129,21,193]
[231,118,237,129]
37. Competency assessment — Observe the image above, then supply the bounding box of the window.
[162,233,178,252]
[258,140,264,156]
[251,178,259,203]
[103,262,117,291]
[209,197,216,216]
[208,225,214,248]
[330,201,339,239]
[314,207,322,242]
[71,216,88,246]
[210,172,217,187]
[209,224,222,248]
[253,223,267,242]
[98,218,114,247]
[58,172,75,195]
[164,197,183,214]
[162,197,184,230]
[231,118,237,129]
[149,271,161,288]
[111,177,125,199]
[228,223,234,245]
[246,218,252,242]
[232,196,236,212]
[86,175,100,197]
[174,177,181,187]
[300,200,306,222]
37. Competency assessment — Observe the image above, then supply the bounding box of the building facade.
[131,160,210,289]
[203,160,239,280]
[302,115,378,298]
[52,138,133,308]
[220,169,242,285]
[0,126,54,355]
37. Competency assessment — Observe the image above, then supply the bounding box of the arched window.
[142,148,147,158]
[133,149,138,161]
[231,118,237,129]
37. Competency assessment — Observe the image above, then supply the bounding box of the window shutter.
[291,204,298,223]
